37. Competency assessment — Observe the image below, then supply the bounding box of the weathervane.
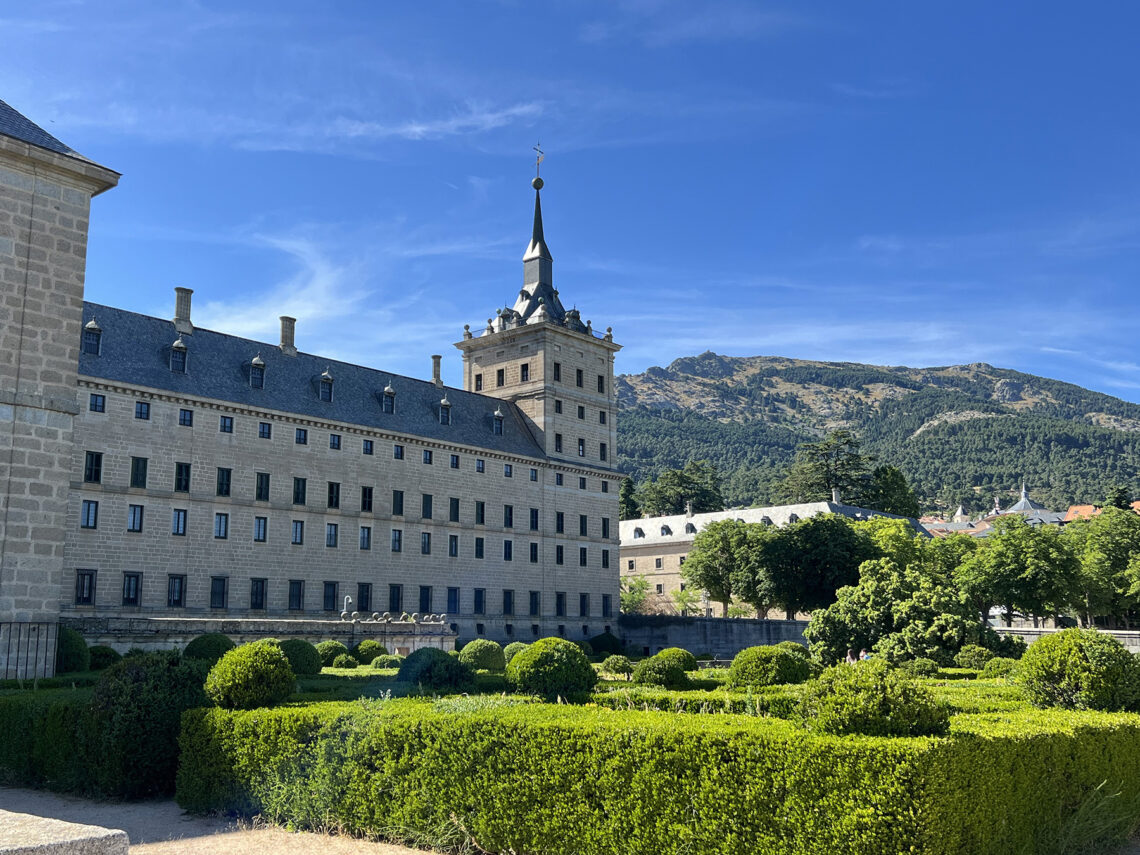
[532,142,545,189]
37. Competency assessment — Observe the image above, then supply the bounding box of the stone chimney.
[832,487,841,504]
[173,287,194,335]
[431,354,443,387]
[279,316,297,356]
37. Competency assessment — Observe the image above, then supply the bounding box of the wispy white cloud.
[831,80,918,100]
[581,1,806,47]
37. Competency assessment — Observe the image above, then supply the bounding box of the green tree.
[637,460,725,517]
[1063,507,1140,626]
[1105,484,1133,510]
[681,519,749,617]
[671,586,703,616]
[620,574,651,615]
[778,429,873,503]
[618,477,639,521]
[858,465,920,518]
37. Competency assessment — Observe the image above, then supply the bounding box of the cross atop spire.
[533,142,544,178]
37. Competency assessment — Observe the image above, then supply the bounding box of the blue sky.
[5,1,1140,399]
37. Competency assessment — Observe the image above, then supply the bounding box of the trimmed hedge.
[332,654,359,669]
[503,642,529,665]
[954,644,994,670]
[55,627,89,674]
[982,657,1018,679]
[372,654,403,669]
[801,661,949,737]
[184,633,235,666]
[458,639,506,672]
[176,699,1140,855]
[397,646,474,691]
[205,641,295,710]
[1018,628,1140,712]
[351,640,387,665]
[899,658,941,678]
[88,645,121,671]
[316,640,350,668]
[278,639,322,676]
[728,646,812,689]
[507,637,596,700]
[632,654,689,689]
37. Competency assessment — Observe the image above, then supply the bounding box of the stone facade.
[0,105,118,677]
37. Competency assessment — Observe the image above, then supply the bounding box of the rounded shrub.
[727,646,812,689]
[183,633,235,666]
[655,647,698,672]
[277,639,322,676]
[397,646,474,692]
[632,654,689,688]
[205,640,295,710]
[507,637,597,700]
[602,654,633,679]
[332,653,359,669]
[982,657,1019,679]
[88,645,121,671]
[316,640,349,668]
[458,638,506,671]
[776,641,810,660]
[55,626,90,674]
[954,643,994,670]
[800,659,950,737]
[1017,628,1140,711]
[89,651,208,797]
[372,654,404,668]
[900,657,941,678]
[351,639,387,665]
[576,640,595,658]
[503,641,529,665]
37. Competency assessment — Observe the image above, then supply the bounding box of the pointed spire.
[523,178,552,262]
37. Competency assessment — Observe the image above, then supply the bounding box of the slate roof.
[619,502,928,546]
[0,98,83,159]
[79,302,549,460]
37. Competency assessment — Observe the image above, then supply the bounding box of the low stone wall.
[62,615,457,657]
[1000,626,1140,653]
[618,615,809,658]
[0,809,127,854]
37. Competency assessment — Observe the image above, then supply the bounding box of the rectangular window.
[602,594,612,618]
[75,569,96,605]
[214,512,229,539]
[496,368,505,387]
[357,583,372,613]
[447,587,460,614]
[216,467,231,497]
[89,394,105,413]
[289,579,304,611]
[421,532,431,555]
[553,362,561,382]
[555,434,563,453]
[389,584,403,613]
[329,433,341,450]
[250,365,264,388]
[476,459,485,473]
[600,442,608,462]
[556,591,567,617]
[324,581,338,611]
[326,523,339,548]
[258,421,271,439]
[80,499,98,529]
[450,453,459,469]
[578,438,586,457]
[439,406,450,426]
[83,451,102,483]
[599,411,607,425]
[602,481,609,493]
[475,537,485,559]
[579,477,587,490]
[602,549,610,569]
[130,456,147,488]
[391,529,402,552]
[530,468,538,481]
[598,374,606,394]
[359,525,371,550]
[168,574,186,608]
[210,576,228,609]
[556,512,564,534]
[555,399,563,414]
[580,593,590,617]
[422,493,433,519]
[363,439,374,455]
[579,546,588,567]
[448,534,459,557]
[422,449,433,465]
[503,589,515,615]
[256,472,270,501]
[529,542,538,563]
[475,501,485,525]
[319,381,333,402]
[529,591,541,616]
[655,557,663,569]
[504,463,513,478]
[503,540,513,561]
[475,373,483,391]
[361,486,373,512]
[504,504,514,528]
[555,473,564,486]
[174,462,191,493]
[295,428,308,445]
[474,588,486,615]
[250,578,267,610]
[254,516,267,542]
[392,489,404,515]
[577,405,585,420]
[419,585,432,614]
[172,508,187,536]
[127,504,144,532]
[529,508,539,530]
[555,545,564,565]
[292,520,304,545]
[382,394,395,414]
[293,477,307,505]
[628,560,635,570]
[219,415,233,433]
[393,444,404,460]
[122,572,140,607]
[575,368,584,388]
[520,363,530,382]
[579,514,588,537]
[83,329,100,358]
[170,349,186,373]
[602,518,610,539]
[449,497,460,522]
[327,481,340,509]
[135,401,150,420]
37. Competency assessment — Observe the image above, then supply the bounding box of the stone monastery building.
[0,99,621,676]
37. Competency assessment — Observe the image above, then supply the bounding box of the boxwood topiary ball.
[55,626,90,674]
[315,640,349,668]
[654,647,697,672]
[728,646,812,689]
[332,653,359,669]
[1018,628,1140,711]
[205,640,295,710]
[183,633,236,667]
[632,654,688,688]
[458,638,506,671]
[507,637,597,700]
[503,641,529,665]
[800,659,950,737]
[351,639,387,664]
[397,646,474,691]
[277,639,322,676]
[88,644,121,671]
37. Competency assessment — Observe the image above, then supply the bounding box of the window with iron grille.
[75,569,96,605]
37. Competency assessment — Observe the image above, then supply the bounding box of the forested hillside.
[616,353,1140,512]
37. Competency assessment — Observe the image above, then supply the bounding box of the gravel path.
[0,787,421,854]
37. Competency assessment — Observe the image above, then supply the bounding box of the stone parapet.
[0,809,127,855]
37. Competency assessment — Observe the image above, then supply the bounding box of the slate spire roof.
[1008,484,1047,513]
[511,176,572,326]
[523,184,552,263]
[0,98,100,165]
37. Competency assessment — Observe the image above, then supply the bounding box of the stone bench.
[0,809,127,854]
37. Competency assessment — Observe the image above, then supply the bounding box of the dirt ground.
[0,787,422,854]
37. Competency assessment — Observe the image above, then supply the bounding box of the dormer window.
[633,527,645,539]
[787,513,799,524]
[440,396,451,426]
[250,354,265,389]
[685,522,697,534]
[492,407,504,436]
[661,525,672,536]
[382,382,395,414]
[82,319,102,356]
[760,516,773,526]
[170,337,187,373]
[319,368,333,402]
